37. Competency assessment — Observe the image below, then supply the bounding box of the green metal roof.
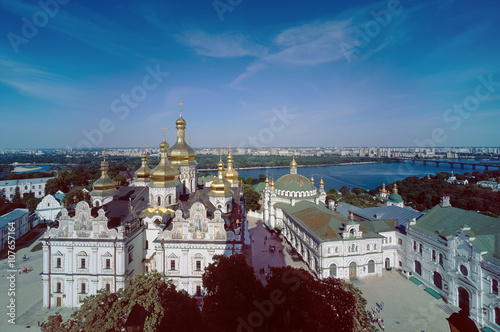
[389,193,403,202]
[274,174,316,192]
[253,182,266,193]
[274,201,382,242]
[414,205,500,259]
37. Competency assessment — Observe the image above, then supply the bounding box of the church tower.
[90,149,118,207]
[134,147,151,187]
[224,147,239,188]
[149,127,180,208]
[168,100,198,194]
[208,152,233,213]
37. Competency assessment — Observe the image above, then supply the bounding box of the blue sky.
[0,0,499,149]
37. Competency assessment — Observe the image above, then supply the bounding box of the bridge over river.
[394,158,500,171]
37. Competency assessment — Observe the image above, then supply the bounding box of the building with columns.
[41,103,248,308]
[405,196,500,330]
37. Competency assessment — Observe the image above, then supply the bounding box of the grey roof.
[0,208,29,228]
[0,177,54,187]
[335,203,423,228]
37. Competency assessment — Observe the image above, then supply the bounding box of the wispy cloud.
[1,0,145,62]
[175,30,267,58]
[0,56,83,104]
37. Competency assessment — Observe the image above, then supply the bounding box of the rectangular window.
[432,250,436,261]
[56,257,61,268]
[56,282,62,293]
[81,258,86,269]
[105,259,111,270]
[413,241,417,251]
[439,254,443,265]
[196,285,202,296]
[398,238,403,245]
[196,260,202,271]
[419,243,423,254]
[170,260,175,270]
[105,283,111,292]
[81,283,86,294]
[128,251,133,263]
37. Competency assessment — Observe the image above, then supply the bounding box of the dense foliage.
[326,187,385,209]
[43,256,370,332]
[41,273,202,332]
[369,170,500,216]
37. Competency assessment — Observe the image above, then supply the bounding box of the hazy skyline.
[1,0,499,149]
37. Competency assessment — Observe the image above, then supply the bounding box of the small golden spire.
[310,170,314,184]
[102,148,106,162]
[350,211,354,221]
[320,172,324,187]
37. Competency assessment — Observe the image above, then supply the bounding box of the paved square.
[351,269,457,332]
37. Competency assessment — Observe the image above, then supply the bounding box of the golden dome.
[168,107,197,167]
[310,170,314,184]
[209,155,232,197]
[381,183,388,194]
[224,148,239,184]
[91,150,118,196]
[392,183,398,194]
[151,131,179,188]
[135,150,151,180]
[319,173,324,187]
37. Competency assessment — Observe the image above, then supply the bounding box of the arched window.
[367,244,370,251]
[415,260,422,276]
[157,196,161,206]
[168,195,172,205]
[432,250,436,261]
[493,279,498,295]
[413,241,417,251]
[433,271,443,290]
[368,260,375,273]
[349,228,355,237]
[329,264,337,277]
[439,253,444,266]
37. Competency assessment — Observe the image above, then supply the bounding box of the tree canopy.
[42,272,202,332]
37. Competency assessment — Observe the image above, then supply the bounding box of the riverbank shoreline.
[198,161,382,172]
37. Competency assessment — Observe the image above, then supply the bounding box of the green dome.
[275,174,316,192]
[389,193,403,203]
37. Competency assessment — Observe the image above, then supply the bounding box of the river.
[220,160,499,191]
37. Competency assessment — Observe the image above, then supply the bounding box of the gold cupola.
[209,153,233,197]
[310,170,314,184]
[381,182,388,194]
[224,147,239,184]
[319,172,324,187]
[91,149,118,196]
[168,100,197,167]
[135,147,151,182]
[290,150,298,169]
[150,127,180,188]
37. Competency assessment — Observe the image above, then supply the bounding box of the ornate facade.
[42,103,248,308]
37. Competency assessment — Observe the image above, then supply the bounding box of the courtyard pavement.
[246,216,311,285]
[0,226,74,331]
[351,269,459,332]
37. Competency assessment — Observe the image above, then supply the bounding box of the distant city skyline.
[1,0,499,149]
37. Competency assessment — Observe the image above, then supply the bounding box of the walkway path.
[246,216,310,285]
[351,269,456,332]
